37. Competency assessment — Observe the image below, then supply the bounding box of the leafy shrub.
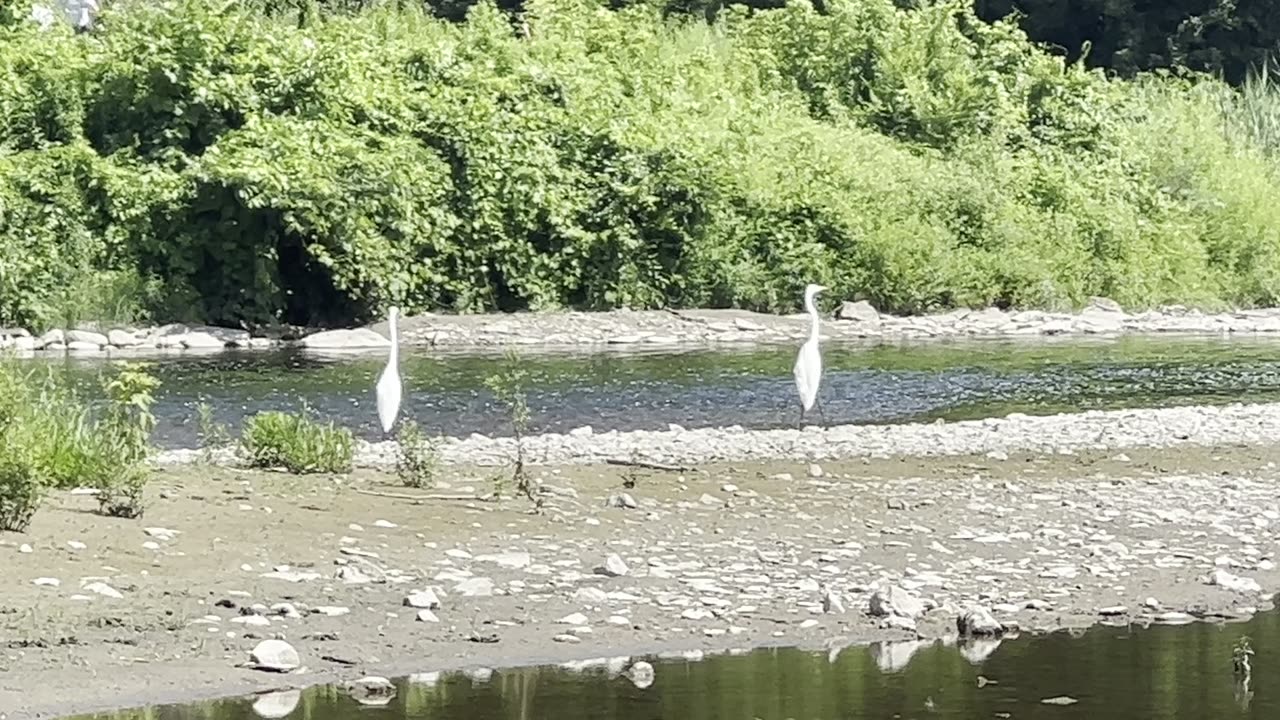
[0,441,42,532]
[0,358,160,527]
[241,409,355,474]
[195,399,233,463]
[4,0,1280,329]
[394,419,441,489]
[90,363,161,517]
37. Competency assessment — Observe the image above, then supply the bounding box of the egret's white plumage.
[376,306,402,434]
[792,283,828,427]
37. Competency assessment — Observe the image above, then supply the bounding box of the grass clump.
[241,408,355,474]
[195,399,233,463]
[484,351,541,510]
[0,443,42,533]
[0,358,160,529]
[394,419,441,489]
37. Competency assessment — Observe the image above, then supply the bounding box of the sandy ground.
[4,443,1280,719]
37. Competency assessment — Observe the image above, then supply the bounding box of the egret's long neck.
[388,313,400,364]
[805,294,820,341]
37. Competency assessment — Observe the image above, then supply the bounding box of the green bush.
[0,358,160,528]
[0,438,42,533]
[395,419,441,489]
[241,409,355,474]
[4,0,1280,327]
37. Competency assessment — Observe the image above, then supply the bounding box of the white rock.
[1209,569,1262,594]
[869,586,924,619]
[81,581,124,599]
[249,639,300,672]
[558,612,589,625]
[416,609,440,623]
[599,553,630,577]
[404,590,441,609]
[957,607,1004,637]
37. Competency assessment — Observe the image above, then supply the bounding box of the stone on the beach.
[1208,568,1262,594]
[82,581,123,599]
[607,493,638,509]
[249,639,300,672]
[108,329,143,347]
[625,660,655,689]
[404,590,441,609]
[599,553,630,577]
[299,328,390,350]
[454,577,495,597]
[182,331,227,349]
[822,587,845,614]
[474,551,531,569]
[957,607,1004,637]
[573,587,609,604]
[835,300,881,325]
[416,609,440,623]
[869,586,924,619]
[558,612,589,625]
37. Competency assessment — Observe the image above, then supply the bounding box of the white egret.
[375,306,402,434]
[792,283,828,428]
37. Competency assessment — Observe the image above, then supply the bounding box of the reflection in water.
[21,335,1280,447]
[78,611,1280,720]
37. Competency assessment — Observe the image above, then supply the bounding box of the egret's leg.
[796,403,806,430]
[816,399,828,428]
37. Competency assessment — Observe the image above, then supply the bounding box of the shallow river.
[23,335,1280,448]
[77,610,1276,719]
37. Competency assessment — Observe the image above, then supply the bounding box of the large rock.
[869,585,925,619]
[248,639,300,672]
[835,300,881,326]
[299,328,390,350]
[108,329,144,347]
[957,606,1005,638]
[182,331,228,349]
[66,329,107,346]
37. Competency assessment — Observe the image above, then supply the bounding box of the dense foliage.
[2,0,1280,329]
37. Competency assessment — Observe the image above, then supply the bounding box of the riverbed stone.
[869,585,924,619]
[835,300,881,326]
[248,639,300,672]
[182,331,227,349]
[958,607,1005,637]
[299,328,389,350]
[107,329,143,347]
[66,329,108,346]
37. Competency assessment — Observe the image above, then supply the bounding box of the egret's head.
[804,283,828,300]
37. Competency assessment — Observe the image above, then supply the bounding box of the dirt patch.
[3,444,1278,718]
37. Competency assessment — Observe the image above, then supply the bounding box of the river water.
[74,611,1276,720]
[22,335,1280,448]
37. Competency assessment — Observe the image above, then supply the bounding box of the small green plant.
[394,419,440,489]
[241,407,355,474]
[195,399,232,463]
[0,443,43,533]
[483,351,541,510]
[91,363,161,518]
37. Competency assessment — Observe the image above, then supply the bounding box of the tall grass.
[0,357,160,530]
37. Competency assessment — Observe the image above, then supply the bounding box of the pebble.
[600,554,630,578]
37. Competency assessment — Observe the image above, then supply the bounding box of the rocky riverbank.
[6,298,1280,356]
[3,441,1276,720]
[156,400,1280,469]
